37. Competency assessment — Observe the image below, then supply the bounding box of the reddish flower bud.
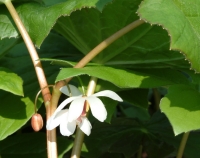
[31,113,43,132]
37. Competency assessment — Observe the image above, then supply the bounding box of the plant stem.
[177,132,190,158]
[4,0,51,101]
[137,145,143,158]
[71,77,98,158]
[51,19,144,157]
[4,1,56,158]
[55,19,145,90]
[153,88,161,110]
[73,19,144,68]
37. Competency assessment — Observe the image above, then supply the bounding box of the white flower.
[46,109,92,136]
[59,84,123,122]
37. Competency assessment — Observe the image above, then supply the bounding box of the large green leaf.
[54,0,187,68]
[0,133,73,158]
[0,67,23,96]
[56,66,189,88]
[138,0,200,72]
[160,85,200,135]
[0,37,21,58]
[161,131,200,158]
[0,0,112,47]
[0,33,79,140]
[83,111,175,158]
[117,89,149,108]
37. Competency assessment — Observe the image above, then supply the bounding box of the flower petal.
[60,85,82,96]
[54,96,80,116]
[87,97,107,122]
[46,109,68,130]
[92,90,123,102]
[68,97,86,122]
[60,119,76,136]
[79,117,92,136]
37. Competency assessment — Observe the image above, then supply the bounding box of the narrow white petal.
[60,119,76,136]
[46,109,68,130]
[87,97,107,122]
[79,117,92,136]
[60,85,82,96]
[68,97,86,122]
[54,96,80,116]
[92,90,123,102]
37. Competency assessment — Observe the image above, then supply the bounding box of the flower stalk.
[71,77,98,158]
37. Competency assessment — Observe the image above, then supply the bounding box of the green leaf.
[160,85,200,135]
[0,67,23,96]
[0,0,112,47]
[117,89,149,108]
[54,0,186,68]
[0,7,19,39]
[161,131,200,158]
[83,111,174,158]
[138,0,200,72]
[101,97,118,123]
[40,58,100,67]
[0,37,21,58]
[56,66,189,88]
[0,33,78,140]
[119,102,150,121]
[0,133,73,158]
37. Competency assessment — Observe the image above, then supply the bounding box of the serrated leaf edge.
[137,1,197,73]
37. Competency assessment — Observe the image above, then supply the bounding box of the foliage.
[0,0,200,157]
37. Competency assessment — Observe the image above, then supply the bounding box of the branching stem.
[4,1,55,158]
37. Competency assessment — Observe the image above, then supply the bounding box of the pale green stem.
[55,19,145,90]
[3,1,55,158]
[176,132,190,158]
[137,145,143,158]
[71,77,98,158]
[73,19,144,69]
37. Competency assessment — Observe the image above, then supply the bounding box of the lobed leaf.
[83,111,174,158]
[160,84,200,135]
[0,0,112,46]
[54,0,186,68]
[138,0,200,72]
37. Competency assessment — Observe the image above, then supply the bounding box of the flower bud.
[31,113,43,132]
